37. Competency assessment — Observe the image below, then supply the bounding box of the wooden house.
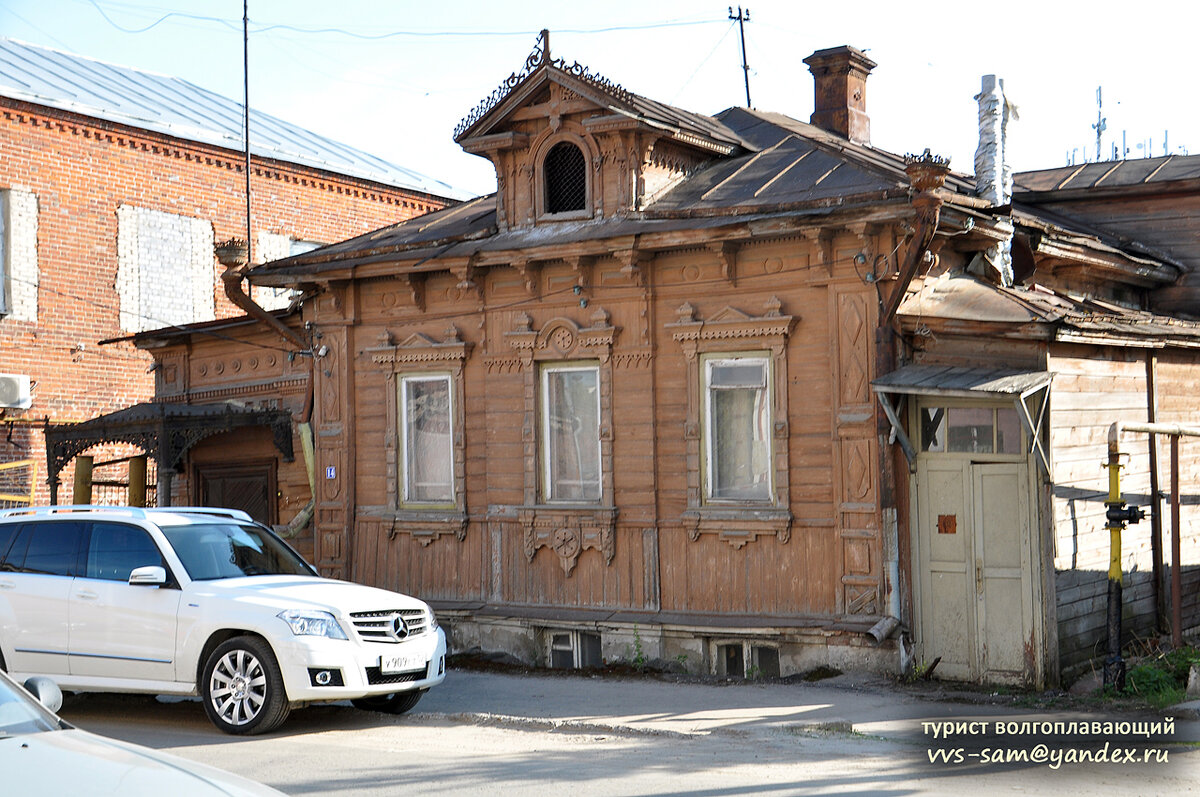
[118,37,1200,686]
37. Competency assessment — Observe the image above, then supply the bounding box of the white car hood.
[190,576,427,614]
[0,728,282,795]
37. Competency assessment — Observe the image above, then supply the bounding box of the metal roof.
[872,365,1051,399]
[1014,154,1200,194]
[0,37,467,200]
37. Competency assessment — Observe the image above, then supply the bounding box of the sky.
[2,0,1197,198]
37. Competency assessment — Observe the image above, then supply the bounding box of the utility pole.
[728,6,752,108]
[243,0,252,264]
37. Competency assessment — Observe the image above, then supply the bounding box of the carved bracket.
[520,507,618,576]
[680,509,793,549]
[706,241,739,286]
[384,512,469,546]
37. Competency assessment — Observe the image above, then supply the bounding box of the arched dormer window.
[543,141,587,214]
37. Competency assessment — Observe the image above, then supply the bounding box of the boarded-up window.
[705,357,772,501]
[541,363,601,502]
[400,374,455,504]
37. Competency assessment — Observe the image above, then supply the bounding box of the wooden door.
[195,463,276,526]
[915,459,1036,684]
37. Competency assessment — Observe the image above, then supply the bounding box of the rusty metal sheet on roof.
[872,365,1051,398]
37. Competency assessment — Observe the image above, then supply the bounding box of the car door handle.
[0,581,13,590]
[75,590,99,600]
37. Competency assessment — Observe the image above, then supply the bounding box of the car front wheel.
[201,636,290,735]
[351,688,426,715]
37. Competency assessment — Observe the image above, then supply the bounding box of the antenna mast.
[1092,86,1106,162]
[728,6,752,108]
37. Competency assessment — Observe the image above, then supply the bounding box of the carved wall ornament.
[520,507,618,576]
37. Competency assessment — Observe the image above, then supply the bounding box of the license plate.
[380,654,425,675]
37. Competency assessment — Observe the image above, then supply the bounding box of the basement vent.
[544,142,587,214]
[717,643,744,678]
[548,630,602,669]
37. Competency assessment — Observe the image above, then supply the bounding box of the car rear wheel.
[351,688,426,714]
[201,636,290,735]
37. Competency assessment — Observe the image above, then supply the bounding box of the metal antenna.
[728,6,752,107]
[1092,86,1106,162]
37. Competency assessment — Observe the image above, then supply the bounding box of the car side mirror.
[23,676,63,713]
[129,565,167,586]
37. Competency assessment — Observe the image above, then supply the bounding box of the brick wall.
[0,96,453,502]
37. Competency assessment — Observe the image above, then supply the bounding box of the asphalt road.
[54,669,1200,796]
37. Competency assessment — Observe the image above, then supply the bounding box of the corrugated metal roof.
[0,37,468,199]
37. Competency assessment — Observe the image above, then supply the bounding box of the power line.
[82,0,719,41]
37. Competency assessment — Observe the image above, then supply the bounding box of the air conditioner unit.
[0,373,32,409]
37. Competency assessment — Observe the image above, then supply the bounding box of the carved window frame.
[532,128,597,222]
[364,329,471,545]
[667,298,797,549]
[702,352,775,504]
[506,310,618,576]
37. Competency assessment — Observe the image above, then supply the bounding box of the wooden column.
[128,455,147,507]
[72,455,93,505]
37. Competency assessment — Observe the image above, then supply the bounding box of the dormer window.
[543,141,587,214]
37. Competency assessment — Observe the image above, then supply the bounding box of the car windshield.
[160,523,314,581]
[0,675,58,736]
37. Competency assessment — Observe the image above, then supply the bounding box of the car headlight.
[425,605,439,631]
[277,609,348,640]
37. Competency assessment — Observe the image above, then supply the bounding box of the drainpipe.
[874,150,950,664]
[882,150,950,326]
[215,239,317,532]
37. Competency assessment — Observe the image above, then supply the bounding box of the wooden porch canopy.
[43,402,294,505]
[872,365,1052,472]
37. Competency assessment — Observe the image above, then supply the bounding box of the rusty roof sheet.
[899,272,1200,346]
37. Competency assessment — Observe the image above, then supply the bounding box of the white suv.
[0,506,446,734]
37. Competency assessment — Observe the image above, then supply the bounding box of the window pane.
[544,368,600,502]
[86,522,163,582]
[403,377,454,503]
[709,361,771,501]
[19,521,84,576]
[710,362,766,388]
[996,407,1024,454]
[947,407,994,453]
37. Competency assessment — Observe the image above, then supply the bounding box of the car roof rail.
[146,506,254,522]
[0,505,150,519]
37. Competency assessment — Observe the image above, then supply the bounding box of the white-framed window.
[703,354,773,503]
[541,362,601,503]
[398,373,455,505]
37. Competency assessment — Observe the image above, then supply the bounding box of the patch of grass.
[1118,645,1199,709]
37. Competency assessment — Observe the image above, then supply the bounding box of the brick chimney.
[803,45,877,145]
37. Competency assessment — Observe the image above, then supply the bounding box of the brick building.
[0,38,459,506]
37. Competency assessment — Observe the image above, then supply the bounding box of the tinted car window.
[161,523,313,580]
[0,523,23,569]
[85,522,164,582]
[15,522,85,576]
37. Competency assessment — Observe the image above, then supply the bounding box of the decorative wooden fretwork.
[667,296,797,548]
[504,308,620,576]
[363,325,473,543]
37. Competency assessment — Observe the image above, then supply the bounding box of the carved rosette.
[520,507,618,576]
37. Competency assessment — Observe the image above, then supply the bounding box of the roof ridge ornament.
[454,29,632,141]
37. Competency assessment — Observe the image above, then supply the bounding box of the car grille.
[349,608,430,643]
[365,666,428,685]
